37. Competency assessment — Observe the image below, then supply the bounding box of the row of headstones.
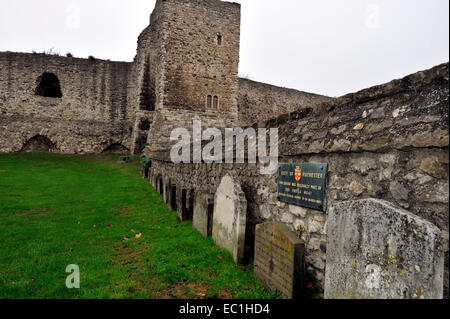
[147,170,445,299]
[148,170,248,262]
[151,173,194,221]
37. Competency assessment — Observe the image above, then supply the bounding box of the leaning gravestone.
[212,174,247,264]
[325,199,444,299]
[193,188,214,238]
[254,222,305,299]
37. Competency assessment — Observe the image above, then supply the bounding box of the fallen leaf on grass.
[131,229,135,233]
[123,237,130,241]
[107,224,111,227]
[135,233,142,239]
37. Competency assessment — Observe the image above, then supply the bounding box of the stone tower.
[131,0,241,158]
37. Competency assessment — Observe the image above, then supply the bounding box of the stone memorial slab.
[193,188,214,238]
[117,156,130,164]
[278,163,328,212]
[254,222,305,299]
[212,174,247,264]
[325,198,444,299]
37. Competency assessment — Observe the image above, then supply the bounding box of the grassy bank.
[0,152,278,299]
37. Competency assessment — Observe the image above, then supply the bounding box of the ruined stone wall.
[145,0,242,160]
[127,3,166,154]
[238,78,332,126]
[148,63,449,297]
[0,52,133,153]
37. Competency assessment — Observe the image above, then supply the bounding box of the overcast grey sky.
[0,0,448,97]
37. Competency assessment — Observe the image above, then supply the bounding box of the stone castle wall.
[0,0,330,156]
[149,63,449,297]
[238,78,331,126]
[0,52,133,153]
[0,0,448,298]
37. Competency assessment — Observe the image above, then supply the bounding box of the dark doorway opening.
[21,135,56,152]
[139,119,150,131]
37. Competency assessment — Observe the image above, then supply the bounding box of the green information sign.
[278,163,328,212]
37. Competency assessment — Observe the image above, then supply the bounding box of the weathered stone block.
[325,199,444,299]
[254,222,305,299]
[193,188,214,237]
[212,174,247,264]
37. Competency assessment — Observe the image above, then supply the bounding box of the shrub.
[141,157,151,169]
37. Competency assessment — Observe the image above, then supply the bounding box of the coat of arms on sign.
[295,166,302,182]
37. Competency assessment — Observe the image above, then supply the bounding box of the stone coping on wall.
[146,63,449,162]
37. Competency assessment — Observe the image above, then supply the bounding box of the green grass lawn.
[0,152,279,299]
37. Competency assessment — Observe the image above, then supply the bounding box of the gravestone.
[142,167,149,179]
[117,156,130,164]
[254,222,305,299]
[212,174,247,264]
[193,188,214,237]
[324,198,444,299]
[164,181,170,204]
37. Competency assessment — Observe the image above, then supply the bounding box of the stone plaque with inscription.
[254,222,305,299]
[278,163,328,212]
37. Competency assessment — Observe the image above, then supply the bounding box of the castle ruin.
[0,0,448,298]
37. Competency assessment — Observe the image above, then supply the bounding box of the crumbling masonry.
[0,0,448,298]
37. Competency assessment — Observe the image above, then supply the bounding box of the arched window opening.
[35,72,62,98]
[217,33,222,45]
[213,96,219,109]
[207,95,212,109]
